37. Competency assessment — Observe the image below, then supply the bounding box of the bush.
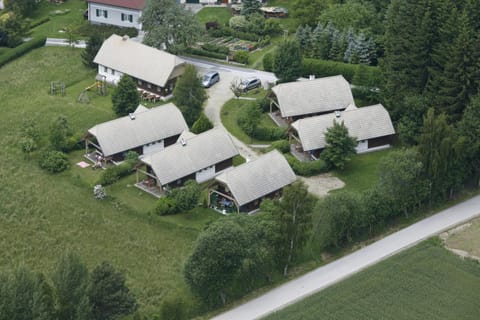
[267,140,290,153]
[253,126,286,141]
[39,151,69,173]
[154,197,178,216]
[229,15,248,31]
[301,58,381,86]
[0,37,46,68]
[258,35,271,48]
[258,97,271,112]
[93,185,107,200]
[285,154,329,176]
[160,294,188,320]
[97,161,134,186]
[201,43,230,55]
[233,50,249,64]
[170,180,201,212]
[185,47,226,60]
[262,52,274,72]
[191,113,213,134]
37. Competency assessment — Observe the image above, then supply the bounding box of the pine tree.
[111,75,140,116]
[321,120,357,170]
[311,23,324,59]
[328,28,346,62]
[296,25,312,57]
[82,34,103,69]
[343,27,356,63]
[241,0,262,16]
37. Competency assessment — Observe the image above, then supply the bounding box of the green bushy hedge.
[266,140,290,153]
[154,197,178,216]
[233,50,249,64]
[301,58,381,87]
[262,52,274,72]
[201,43,230,55]
[97,153,138,185]
[285,153,329,176]
[185,47,226,60]
[29,17,50,29]
[253,126,286,141]
[0,37,46,68]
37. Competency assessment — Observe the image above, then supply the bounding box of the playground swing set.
[77,75,107,103]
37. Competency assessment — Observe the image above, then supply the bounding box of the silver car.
[202,71,220,88]
[238,77,261,92]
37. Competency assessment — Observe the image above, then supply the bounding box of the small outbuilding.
[269,75,354,126]
[136,128,239,196]
[209,150,297,214]
[290,104,395,161]
[84,103,188,164]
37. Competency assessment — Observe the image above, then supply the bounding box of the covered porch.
[289,132,317,162]
[208,188,239,214]
[134,166,164,198]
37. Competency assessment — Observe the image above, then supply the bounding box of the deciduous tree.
[320,120,357,170]
[273,39,303,82]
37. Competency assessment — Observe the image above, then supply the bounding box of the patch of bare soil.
[299,173,345,198]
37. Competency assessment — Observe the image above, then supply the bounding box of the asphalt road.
[211,195,480,320]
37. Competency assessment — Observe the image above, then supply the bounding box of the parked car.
[202,71,220,88]
[238,77,261,92]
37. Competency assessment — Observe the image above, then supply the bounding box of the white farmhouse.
[87,0,145,30]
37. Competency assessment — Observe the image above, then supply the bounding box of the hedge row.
[201,43,230,55]
[185,47,226,60]
[252,126,286,141]
[301,58,381,87]
[0,37,46,68]
[29,17,50,29]
[284,153,329,176]
[97,161,134,186]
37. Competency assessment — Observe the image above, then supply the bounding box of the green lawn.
[221,98,277,145]
[29,0,88,39]
[196,7,232,26]
[265,0,300,32]
[0,46,221,315]
[332,148,393,193]
[265,240,480,320]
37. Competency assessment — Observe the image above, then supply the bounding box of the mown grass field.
[196,7,232,26]
[332,148,393,193]
[0,46,220,315]
[265,240,480,320]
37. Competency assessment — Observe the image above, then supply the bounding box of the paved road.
[183,56,277,162]
[211,195,480,320]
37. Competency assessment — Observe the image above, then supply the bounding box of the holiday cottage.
[87,0,145,30]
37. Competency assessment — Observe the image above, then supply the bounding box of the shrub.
[97,162,134,186]
[267,140,290,153]
[262,52,274,72]
[258,35,271,48]
[233,31,260,41]
[285,154,329,176]
[154,197,178,216]
[229,15,248,31]
[39,151,69,173]
[253,126,286,141]
[170,180,201,212]
[233,50,249,64]
[0,37,46,68]
[258,97,271,112]
[191,113,213,134]
[93,185,107,200]
[201,43,230,55]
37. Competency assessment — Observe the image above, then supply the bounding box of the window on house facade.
[96,9,101,17]
[128,15,133,22]
[110,69,115,75]
[121,13,126,21]
[147,83,151,89]
[156,86,161,92]
[103,66,108,73]
[103,10,108,18]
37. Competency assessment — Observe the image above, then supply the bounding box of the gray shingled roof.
[88,103,188,157]
[291,104,396,152]
[215,150,296,206]
[271,75,354,118]
[93,34,185,87]
[142,128,239,185]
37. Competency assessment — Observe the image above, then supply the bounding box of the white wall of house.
[88,3,142,30]
[355,140,368,153]
[98,64,122,85]
[196,165,216,183]
[143,140,165,155]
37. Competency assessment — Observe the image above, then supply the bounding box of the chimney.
[122,35,130,41]
[309,75,315,80]
[335,111,341,118]
[129,113,136,120]
[180,138,186,146]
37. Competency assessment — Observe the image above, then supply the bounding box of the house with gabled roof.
[209,150,297,214]
[87,0,145,30]
[269,75,355,125]
[290,104,395,161]
[136,128,239,196]
[84,103,188,164]
[93,34,185,98]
